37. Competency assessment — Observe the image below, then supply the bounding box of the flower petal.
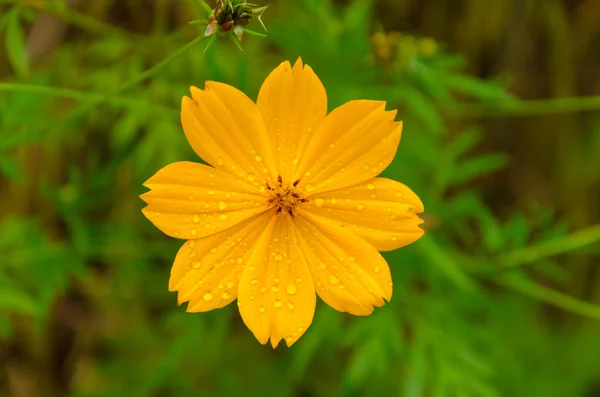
[293,212,393,315]
[295,100,402,194]
[257,59,327,181]
[141,161,268,239]
[305,178,424,251]
[181,82,278,185]
[170,214,272,312]
[237,215,316,348]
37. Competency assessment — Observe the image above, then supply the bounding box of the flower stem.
[448,95,600,118]
[499,224,600,268]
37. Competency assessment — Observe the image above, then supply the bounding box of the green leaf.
[450,153,510,185]
[0,288,38,315]
[442,73,514,101]
[6,9,29,76]
[0,157,25,183]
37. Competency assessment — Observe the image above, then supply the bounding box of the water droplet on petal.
[274,300,283,308]
[274,254,283,261]
[374,266,381,273]
[328,275,340,285]
[221,291,231,299]
[287,302,295,310]
[202,292,213,301]
[255,154,263,162]
[315,198,324,208]
[367,184,375,190]
[250,279,258,284]
[357,204,364,210]
[192,215,200,223]
[305,184,316,192]
[389,213,397,220]
[217,158,225,166]
[190,228,198,236]
[271,285,279,292]
[259,306,266,313]
[218,201,227,210]
[260,286,267,293]
[247,174,256,182]
[286,284,297,295]
[219,214,228,220]
[208,190,215,195]
[226,281,234,288]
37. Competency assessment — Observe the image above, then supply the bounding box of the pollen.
[265,175,308,217]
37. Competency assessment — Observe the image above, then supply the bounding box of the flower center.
[266,175,308,217]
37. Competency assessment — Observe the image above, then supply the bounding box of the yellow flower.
[141,59,425,347]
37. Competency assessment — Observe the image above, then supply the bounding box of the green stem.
[499,275,600,321]
[448,95,600,118]
[499,224,600,268]
[2,0,137,38]
[0,83,176,113]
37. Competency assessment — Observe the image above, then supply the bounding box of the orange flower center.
[266,175,308,217]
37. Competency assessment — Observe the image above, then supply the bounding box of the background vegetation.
[1,0,600,396]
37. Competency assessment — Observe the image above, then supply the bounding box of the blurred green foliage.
[1,0,600,396]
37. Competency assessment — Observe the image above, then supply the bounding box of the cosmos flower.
[141,59,424,347]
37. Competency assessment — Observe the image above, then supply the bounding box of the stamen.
[293,179,301,187]
[278,175,283,186]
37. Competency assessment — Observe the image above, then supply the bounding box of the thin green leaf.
[6,9,29,76]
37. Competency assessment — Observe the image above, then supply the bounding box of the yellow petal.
[237,215,316,348]
[141,161,268,239]
[257,59,327,181]
[305,178,424,251]
[170,214,273,312]
[181,82,278,184]
[295,100,401,194]
[293,212,393,315]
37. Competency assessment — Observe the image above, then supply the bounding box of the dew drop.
[221,291,231,299]
[202,292,213,301]
[218,201,227,210]
[367,183,376,191]
[328,275,340,285]
[190,228,198,236]
[274,254,283,261]
[389,213,397,220]
[330,198,337,204]
[292,158,299,165]
[318,262,327,270]
[208,189,215,195]
[192,215,200,223]
[259,306,266,313]
[260,286,268,293]
[357,204,364,210]
[348,256,356,262]
[305,184,316,192]
[226,281,234,288]
[396,192,403,197]
[210,247,217,254]
[287,302,295,310]
[286,284,297,295]
[255,154,263,162]
[247,174,256,182]
[219,214,228,220]
[217,158,225,166]
[271,285,279,292]
[250,279,258,285]
[374,266,381,273]
[189,240,196,249]
[298,327,305,332]
[304,171,312,177]
[315,198,325,208]
[274,300,283,308]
